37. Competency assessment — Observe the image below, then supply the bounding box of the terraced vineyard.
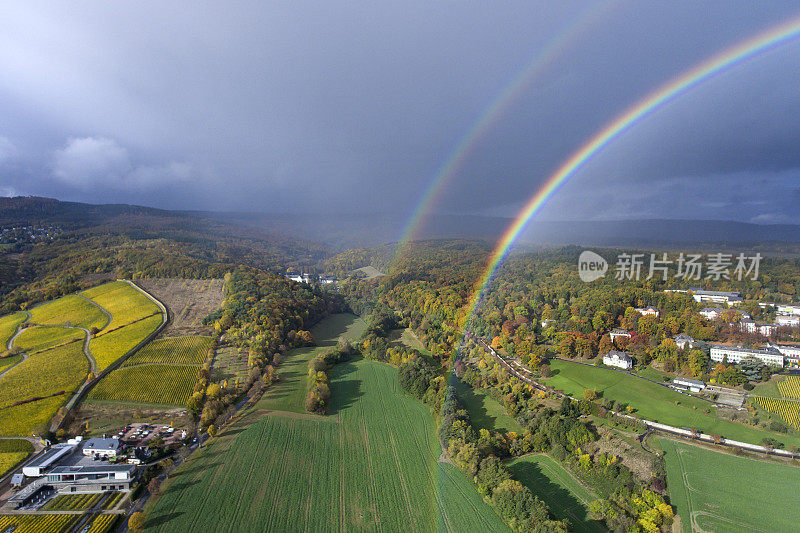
[777,376,800,400]
[0,439,34,477]
[143,314,508,533]
[90,364,200,406]
[0,514,81,533]
[90,314,164,371]
[123,336,211,367]
[29,294,108,330]
[82,281,161,327]
[42,492,104,510]
[0,280,166,435]
[0,312,26,348]
[87,514,120,533]
[0,342,88,434]
[89,336,209,406]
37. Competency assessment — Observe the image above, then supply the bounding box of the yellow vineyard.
[777,376,800,400]
[751,395,800,429]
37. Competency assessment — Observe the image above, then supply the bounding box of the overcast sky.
[1,1,800,224]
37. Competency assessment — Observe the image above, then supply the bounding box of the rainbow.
[460,14,800,330]
[392,2,615,263]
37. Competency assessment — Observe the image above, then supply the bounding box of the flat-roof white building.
[671,377,705,393]
[602,350,633,370]
[22,443,77,477]
[759,302,800,315]
[710,345,784,368]
[775,315,800,328]
[690,289,742,305]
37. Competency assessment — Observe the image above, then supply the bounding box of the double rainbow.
[460,14,800,331]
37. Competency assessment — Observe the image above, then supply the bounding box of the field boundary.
[50,280,169,432]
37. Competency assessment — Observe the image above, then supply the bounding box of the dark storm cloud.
[1,1,799,223]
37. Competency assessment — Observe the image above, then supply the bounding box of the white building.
[710,345,784,367]
[759,302,800,315]
[689,289,742,305]
[758,324,777,337]
[609,329,631,343]
[46,464,136,493]
[602,350,633,370]
[770,343,800,367]
[671,377,705,393]
[23,443,77,477]
[775,315,800,328]
[635,306,660,317]
[674,334,696,350]
[700,308,723,320]
[82,437,120,458]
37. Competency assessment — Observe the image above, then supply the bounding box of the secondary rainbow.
[391,2,615,263]
[460,14,800,329]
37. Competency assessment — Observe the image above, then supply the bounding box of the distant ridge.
[3,197,800,251]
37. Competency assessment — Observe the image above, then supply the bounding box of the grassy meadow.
[259,313,367,413]
[453,378,523,434]
[658,437,800,532]
[143,314,508,533]
[544,359,800,447]
[508,454,603,533]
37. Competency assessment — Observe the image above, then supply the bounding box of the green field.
[89,363,200,406]
[12,325,84,354]
[124,336,212,367]
[544,359,800,447]
[453,379,523,434]
[658,438,800,532]
[82,281,161,327]
[259,313,368,413]
[0,341,89,435]
[143,314,508,532]
[508,454,603,533]
[0,312,26,348]
[90,314,163,371]
[28,294,109,330]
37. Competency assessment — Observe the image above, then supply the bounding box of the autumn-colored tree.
[129,512,146,531]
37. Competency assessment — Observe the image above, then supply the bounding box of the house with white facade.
[82,438,120,458]
[609,329,631,343]
[635,306,660,317]
[674,334,696,350]
[759,302,800,315]
[769,343,800,367]
[710,344,784,367]
[602,350,633,370]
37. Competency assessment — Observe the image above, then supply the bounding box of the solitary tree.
[129,512,146,531]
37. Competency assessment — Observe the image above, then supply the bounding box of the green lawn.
[508,454,603,533]
[544,359,800,448]
[633,366,671,383]
[28,294,109,331]
[658,437,800,532]
[259,313,367,413]
[143,314,508,533]
[453,379,523,434]
[750,376,782,398]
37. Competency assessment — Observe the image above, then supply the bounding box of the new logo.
[578,250,607,282]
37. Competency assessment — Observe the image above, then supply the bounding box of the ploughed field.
[0,281,165,435]
[144,314,509,533]
[543,359,800,448]
[658,437,800,532]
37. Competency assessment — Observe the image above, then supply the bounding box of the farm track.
[74,294,113,330]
